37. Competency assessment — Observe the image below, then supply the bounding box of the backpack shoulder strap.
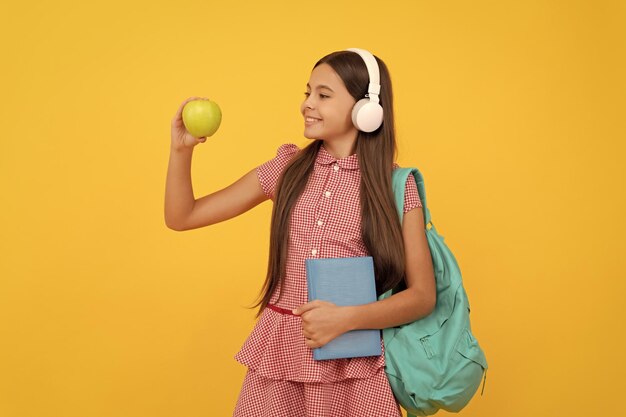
[391,167,432,228]
[380,167,435,301]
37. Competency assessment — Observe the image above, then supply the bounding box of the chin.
[303,131,323,140]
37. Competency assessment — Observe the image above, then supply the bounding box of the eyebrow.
[306,83,335,92]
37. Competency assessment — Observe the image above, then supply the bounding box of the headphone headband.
[346,47,381,104]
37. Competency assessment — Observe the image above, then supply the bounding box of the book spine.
[306,260,315,302]
[306,260,322,359]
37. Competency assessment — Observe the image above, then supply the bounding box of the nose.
[303,93,315,109]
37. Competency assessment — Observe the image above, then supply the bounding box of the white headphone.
[346,47,384,133]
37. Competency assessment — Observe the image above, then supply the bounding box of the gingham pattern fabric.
[233,366,403,417]
[233,143,422,415]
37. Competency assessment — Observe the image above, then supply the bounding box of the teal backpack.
[378,167,488,417]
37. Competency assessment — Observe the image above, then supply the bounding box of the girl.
[165,48,436,417]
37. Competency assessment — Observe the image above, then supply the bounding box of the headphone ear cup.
[351,99,384,132]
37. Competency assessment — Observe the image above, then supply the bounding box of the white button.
[325,191,331,197]
[317,220,323,226]
[333,164,339,171]
[311,249,317,255]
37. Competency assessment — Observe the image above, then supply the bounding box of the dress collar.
[315,144,360,170]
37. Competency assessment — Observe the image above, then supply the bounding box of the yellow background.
[1,1,624,416]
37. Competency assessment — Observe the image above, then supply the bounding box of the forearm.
[346,288,435,331]
[164,145,195,229]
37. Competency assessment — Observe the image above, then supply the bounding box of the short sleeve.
[256,143,300,200]
[403,174,423,213]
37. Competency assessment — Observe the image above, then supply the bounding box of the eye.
[303,92,329,99]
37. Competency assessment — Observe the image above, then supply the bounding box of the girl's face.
[300,63,358,143]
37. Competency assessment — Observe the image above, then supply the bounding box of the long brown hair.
[249,50,407,318]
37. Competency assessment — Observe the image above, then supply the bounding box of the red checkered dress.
[233,142,422,417]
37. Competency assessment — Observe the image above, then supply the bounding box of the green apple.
[182,99,222,137]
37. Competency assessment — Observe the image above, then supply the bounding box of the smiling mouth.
[305,117,322,125]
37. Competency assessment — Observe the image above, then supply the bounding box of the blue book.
[305,256,382,361]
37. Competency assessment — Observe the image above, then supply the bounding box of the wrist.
[344,305,360,332]
[171,144,194,154]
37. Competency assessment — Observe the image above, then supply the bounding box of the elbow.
[420,289,437,317]
[424,280,437,315]
[165,222,183,231]
[408,288,436,318]
[423,270,437,315]
[164,216,186,231]
[164,206,191,231]
[426,288,437,315]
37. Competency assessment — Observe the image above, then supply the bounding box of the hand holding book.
[292,299,354,350]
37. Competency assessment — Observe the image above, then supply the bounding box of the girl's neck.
[322,139,357,159]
